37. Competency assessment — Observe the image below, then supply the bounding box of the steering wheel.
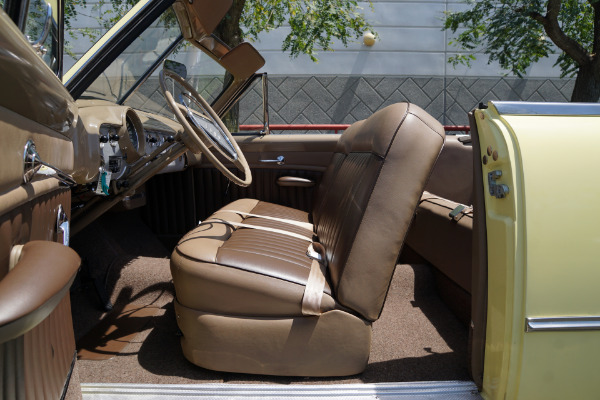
[159,68,252,187]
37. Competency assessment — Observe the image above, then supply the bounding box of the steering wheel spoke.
[159,68,252,187]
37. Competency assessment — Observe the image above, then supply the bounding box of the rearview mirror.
[163,60,187,80]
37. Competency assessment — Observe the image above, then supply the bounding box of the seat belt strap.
[219,210,314,231]
[301,243,327,316]
[201,218,313,243]
[420,191,473,221]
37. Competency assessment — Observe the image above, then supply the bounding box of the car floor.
[70,210,469,385]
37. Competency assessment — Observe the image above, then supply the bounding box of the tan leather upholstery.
[405,136,473,291]
[171,103,445,376]
[424,136,473,206]
[404,135,473,324]
[407,192,473,293]
[175,305,371,376]
[0,181,79,398]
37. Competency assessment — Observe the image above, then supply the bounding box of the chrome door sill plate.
[81,381,481,399]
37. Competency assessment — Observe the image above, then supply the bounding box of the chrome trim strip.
[81,381,482,399]
[525,316,600,332]
[261,72,270,135]
[492,101,600,116]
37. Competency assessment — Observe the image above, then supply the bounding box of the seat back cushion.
[314,103,445,321]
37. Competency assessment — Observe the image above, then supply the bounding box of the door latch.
[488,170,509,199]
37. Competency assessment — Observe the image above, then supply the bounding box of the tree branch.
[530,0,591,66]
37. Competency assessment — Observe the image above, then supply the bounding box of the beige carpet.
[71,211,469,385]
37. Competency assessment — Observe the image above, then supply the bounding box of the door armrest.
[0,241,80,343]
[277,176,315,188]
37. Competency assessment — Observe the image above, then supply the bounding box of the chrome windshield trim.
[525,316,600,332]
[492,101,600,116]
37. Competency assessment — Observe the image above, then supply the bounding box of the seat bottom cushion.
[175,300,372,377]
[171,199,336,317]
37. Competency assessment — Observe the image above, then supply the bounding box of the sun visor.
[173,0,232,40]
[219,43,266,80]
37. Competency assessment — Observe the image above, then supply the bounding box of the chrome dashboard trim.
[525,316,600,332]
[492,101,600,116]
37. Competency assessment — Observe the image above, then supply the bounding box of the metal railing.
[239,124,470,134]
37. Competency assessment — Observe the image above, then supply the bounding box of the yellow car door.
[473,101,600,400]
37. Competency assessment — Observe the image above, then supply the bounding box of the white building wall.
[252,0,562,79]
[65,0,574,126]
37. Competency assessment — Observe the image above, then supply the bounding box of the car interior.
[0,0,486,397]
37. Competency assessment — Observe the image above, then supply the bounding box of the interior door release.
[260,155,285,165]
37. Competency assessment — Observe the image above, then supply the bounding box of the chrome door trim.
[525,316,600,332]
[56,204,69,246]
[492,101,600,116]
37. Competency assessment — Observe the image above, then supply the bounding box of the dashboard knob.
[110,134,120,142]
[166,135,175,143]
[99,135,109,143]
[148,136,158,143]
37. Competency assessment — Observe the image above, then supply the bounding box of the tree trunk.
[571,63,600,102]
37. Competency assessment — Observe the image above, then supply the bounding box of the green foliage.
[25,0,48,40]
[64,0,134,58]
[444,0,595,78]
[63,0,374,63]
[554,0,594,77]
[242,0,375,62]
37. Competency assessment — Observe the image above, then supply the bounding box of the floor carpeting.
[71,211,469,385]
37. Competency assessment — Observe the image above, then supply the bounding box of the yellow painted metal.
[475,107,525,400]
[477,104,600,399]
[63,0,152,84]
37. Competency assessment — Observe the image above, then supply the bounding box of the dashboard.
[75,102,188,197]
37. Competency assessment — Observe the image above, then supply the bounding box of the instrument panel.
[76,103,182,195]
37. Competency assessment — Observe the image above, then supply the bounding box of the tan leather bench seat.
[172,199,337,317]
[170,103,445,376]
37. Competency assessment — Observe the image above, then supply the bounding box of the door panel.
[0,185,80,400]
[143,134,339,248]
[0,9,81,400]
[24,295,75,399]
[196,134,339,217]
[194,167,322,220]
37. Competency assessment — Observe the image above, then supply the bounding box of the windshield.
[64,0,138,72]
[78,6,233,120]
[122,40,232,120]
[81,8,181,103]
